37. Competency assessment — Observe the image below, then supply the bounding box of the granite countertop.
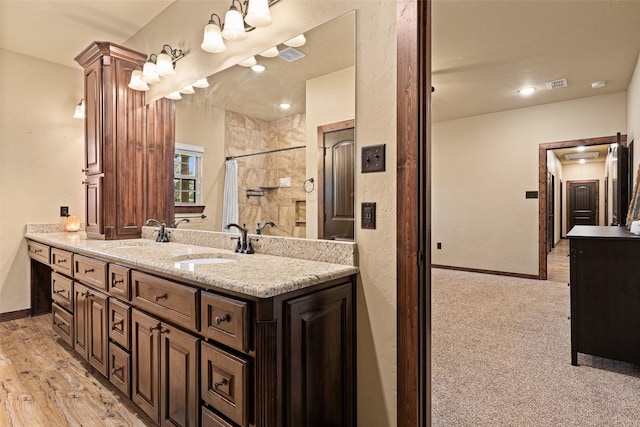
[25,232,358,298]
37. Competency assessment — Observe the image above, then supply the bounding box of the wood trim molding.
[538,134,626,279]
[431,264,539,280]
[0,309,31,323]
[397,0,431,425]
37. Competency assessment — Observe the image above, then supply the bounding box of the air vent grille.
[279,47,306,63]
[563,151,599,161]
[546,78,568,90]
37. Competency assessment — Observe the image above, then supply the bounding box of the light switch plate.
[361,144,386,173]
[361,202,376,229]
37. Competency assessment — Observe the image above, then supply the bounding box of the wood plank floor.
[0,314,155,427]
[547,238,570,283]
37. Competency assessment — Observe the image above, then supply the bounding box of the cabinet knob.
[53,289,64,295]
[54,322,65,327]
[112,366,123,375]
[214,378,228,389]
[154,294,167,302]
[81,291,91,297]
[215,314,230,325]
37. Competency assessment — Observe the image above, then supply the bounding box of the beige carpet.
[432,268,640,426]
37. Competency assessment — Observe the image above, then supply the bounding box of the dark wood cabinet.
[285,283,354,427]
[74,282,109,377]
[568,225,640,365]
[75,42,174,240]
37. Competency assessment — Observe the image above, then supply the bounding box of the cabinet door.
[285,283,354,427]
[160,324,200,427]
[84,58,102,175]
[84,174,103,237]
[88,290,109,377]
[74,282,90,360]
[132,309,161,424]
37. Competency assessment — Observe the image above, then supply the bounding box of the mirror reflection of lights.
[579,159,586,164]
[251,64,266,73]
[279,103,291,109]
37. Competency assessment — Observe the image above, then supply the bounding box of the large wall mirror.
[175,11,355,241]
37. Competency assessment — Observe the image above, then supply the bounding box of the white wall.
[0,49,84,313]
[432,92,627,276]
[562,161,607,233]
[628,53,640,188]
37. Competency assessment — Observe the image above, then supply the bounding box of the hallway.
[547,238,569,283]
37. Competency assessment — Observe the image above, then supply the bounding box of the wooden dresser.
[567,225,640,365]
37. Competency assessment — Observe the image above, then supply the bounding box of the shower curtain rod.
[225,145,305,161]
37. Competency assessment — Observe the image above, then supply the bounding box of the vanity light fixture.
[517,86,536,96]
[128,70,150,91]
[259,46,279,57]
[192,78,210,88]
[165,91,182,100]
[222,0,247,41]
[73,99,85,119]
[180,85,195,94]
[155,44,184,76]
[201,14,227,53]
[245,0,272,27]
[238,56,257,67]
[251,64,266,73]
[283,34,306,47]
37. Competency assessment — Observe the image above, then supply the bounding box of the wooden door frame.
[316,119,355,240]
[397,0,431,425]
[538,134,625,279]
[566,179,600,228]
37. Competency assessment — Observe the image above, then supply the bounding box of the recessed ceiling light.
[279,103,291,109]
[576,145,586,152]
[251,64,266,73]
[579,159,586,164]
[591,80,606,89]
[517,86,537,96]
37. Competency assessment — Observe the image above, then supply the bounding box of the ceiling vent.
[279,47,306,63]
[546,78,568,90]
[563,151,599,161]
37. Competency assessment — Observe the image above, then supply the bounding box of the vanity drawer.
[109,298,131,350]
[201,292,249,352]
[201,341,248,427]
[108,264,130,300]
[52,303,73,347]
[74,254,107,290]
[131,271,199,331]
[109,342,131,398]
[51,248,73,276]
[202,406,234,427]
[27,241,50,265]
[51,272,73,312]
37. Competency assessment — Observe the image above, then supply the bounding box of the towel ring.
[303,178,315,193]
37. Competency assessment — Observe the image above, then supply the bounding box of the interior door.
[319,123,355,241]
[568,180,598,231]
[546,170,555,253]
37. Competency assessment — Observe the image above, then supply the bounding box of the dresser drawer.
[201,341,248,427]
[74,254,107,290]
[201,292,249,352]
[202,406,234,427]
[27,241,50,265]
[109,298,131,350]
[109,342,131,398]
[108,264,130,300]
[52,303,73,347]
[131,271,199,331]
[51,248,73,276]
[51,272,73,312]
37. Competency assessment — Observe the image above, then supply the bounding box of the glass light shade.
[284,34,306,47]
[251,64,266,73]
[180,85,195,94]
[128,70,150,91]
[238,56,257,67]
[245,0,272,27]
[201,23,226,53]
[73,99,85,119]
[165,91,182,100]
[155,53,175,76]
[141,61,161,83]
[192,78,209,88]
[259,46,279,58]
[222,7,247,41]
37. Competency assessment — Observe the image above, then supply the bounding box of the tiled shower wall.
[225,110,307,238]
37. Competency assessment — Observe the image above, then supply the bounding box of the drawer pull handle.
[215,314,230,325]
[214,378,228,389]
[34,249,42,253]
[112,279,125,285]
[53,289,64,295]
[149,323,162,332]
[81,291,92,297]
[112,320,124,330]
[56,259,67,264]
[54,322,65,327]
[154,294,167,302]
[84,268,95,274]
[112,366,123,375]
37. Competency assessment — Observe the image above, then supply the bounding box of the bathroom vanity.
[26,228,357,427]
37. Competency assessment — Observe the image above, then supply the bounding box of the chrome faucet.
[225,223,256,254]
[171,218,190,228]
[145,218,169,242]
[256,221,276,235]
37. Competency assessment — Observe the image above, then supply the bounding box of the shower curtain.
[222,159,238,231]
